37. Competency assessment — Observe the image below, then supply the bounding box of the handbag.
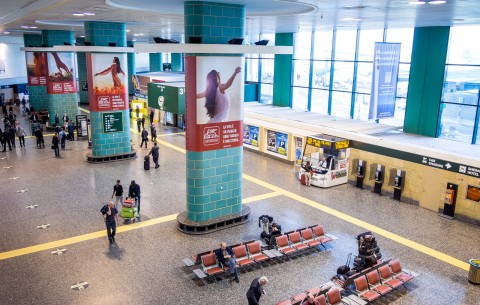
[51,145,55,149]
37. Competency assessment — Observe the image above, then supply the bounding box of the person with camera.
[215,242,239,283]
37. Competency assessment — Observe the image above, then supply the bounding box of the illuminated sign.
[335,140,350,150]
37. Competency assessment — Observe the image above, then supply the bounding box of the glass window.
[385,28,413,63]
[162,53,171,63]
[358,29,384,61]
[356,62,373,94]
[352,93,370,121]
[261,58,274,84]
[294,31,312,60]
[334,30,357,61]
[292,87,309,110]
[442,65,480,105]
[447,26,480,65]
[310,89,329,114]
[438,103,476,143]
[331,91,352,117]
[261,33,276,46]
[293,60,311,87]
[332,61,354,92]
[311,61,331,89]
[246,56,259,82]
[313,31,333,60]
[397,64,410,98]
[260,84,273,104]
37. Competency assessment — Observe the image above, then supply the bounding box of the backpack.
[100,205,108,215]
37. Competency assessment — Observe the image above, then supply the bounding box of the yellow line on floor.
[242,174,470,271]
[79,107,90,114]
[242,191,282,204]
[0,191,276,261]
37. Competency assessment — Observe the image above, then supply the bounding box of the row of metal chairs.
[276,286,344,305]
[185,239,256,267]
[352,259,414,303]
[276,225,333,255]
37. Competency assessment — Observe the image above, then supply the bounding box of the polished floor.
[0,107,479,305]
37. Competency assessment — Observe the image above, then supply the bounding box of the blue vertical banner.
[369,42,401,119]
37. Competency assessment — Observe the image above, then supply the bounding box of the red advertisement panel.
[185,56,244,152]
[45,52,77,94]
[25,52,47,86]
[87,53,128,112]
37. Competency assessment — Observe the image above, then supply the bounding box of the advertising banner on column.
[185,56,244,152]
[46,52,77,94]
[369,42,401,119]
[25,52,47,86]
[87,53,128,112]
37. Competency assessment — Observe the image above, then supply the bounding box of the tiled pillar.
[76,37,89,104]
[172,53,183,71]
[85,21,131,156]
[42,30,78,124]
[149,53,162,72]
[273,33,293,107]
[127,40,135,96]
[23,34,47,111]
[184,1,245,222]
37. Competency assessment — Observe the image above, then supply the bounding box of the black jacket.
[128,183,140,198]
[246,277,263,305]
[214,247,234,267]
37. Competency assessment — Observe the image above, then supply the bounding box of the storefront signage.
[102,112,123,133]
[335,140,350,150]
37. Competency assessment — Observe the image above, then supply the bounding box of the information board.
[102,112,123,133]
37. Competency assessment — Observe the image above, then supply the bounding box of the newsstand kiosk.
[297,134,350,188]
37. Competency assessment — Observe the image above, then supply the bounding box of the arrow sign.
[9,177,20,180]
[51,248,67,255]
[16,189,28,193]
[36,224,51,230]
[3,166,13,169]
[26,204,38,209]
[445,163,452,169]
[71,282,89,291]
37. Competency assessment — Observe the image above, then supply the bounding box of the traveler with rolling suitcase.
[128,180,141,215]
[148,142,159,169]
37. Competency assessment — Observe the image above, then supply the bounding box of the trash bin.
[468,259,480,284]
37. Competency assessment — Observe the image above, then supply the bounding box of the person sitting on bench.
[215,242,239,283]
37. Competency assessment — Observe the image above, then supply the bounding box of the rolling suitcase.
[144,155,150,170]
[300,174,307,185]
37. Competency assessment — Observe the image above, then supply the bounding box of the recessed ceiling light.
[340,17,361,21]
[126,29,131,32]
[133,33,144,36]
[83,12,95,16]
[80,35,85,38]
[73,12,84,16]
[3,31,10,34]
[409,1,426,4]
[429,0,446,4]
[21,26,29,29]
[29,26,37,29]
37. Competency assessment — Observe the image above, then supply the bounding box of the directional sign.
[9,177,20,180]
[36,224,51,230]
[16,189,28,193]
[51,248,67,255]
[71,282,89,291]
[3,166,13,169]
[26,204,38,209]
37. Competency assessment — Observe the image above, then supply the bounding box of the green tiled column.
[42,30,78,124]
[404,26,450,137]
[273,33,293,107]
[184,1,245,222]
[149,53,162,72]
[23,34,48,111]
[172,53,183,71]
[85,22,131,156]
[76,37,88,104]
[127,40,135,96]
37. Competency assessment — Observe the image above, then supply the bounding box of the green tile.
[210,192,221,201]
[216,166,228,175]
[227,197,237,206]
[204,168,216,178]
[195,212,210,222]
[195,159,211,169]
[231,204,242,214]
[188,204,204,213]
[215,183,225,192]
[220,207,232,216]
[204,202,215,212]
[221,190,232,199]
[215,200,226,209]
[203,185,215,195]
[196,195,210,205]
[221,156,233,166]
[209,175,222,184]
[187,168,204,179]
[216,149,228,158]
[222,174,232,183]
[194,178,210,187]
[187,187,203,196]
[210,209,221,219]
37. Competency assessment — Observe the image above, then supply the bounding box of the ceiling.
[1,0,480,43]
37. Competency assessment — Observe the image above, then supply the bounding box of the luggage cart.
[120,197,139,222]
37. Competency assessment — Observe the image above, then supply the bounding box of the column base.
[86,150,137,163]
[176,206,251,235]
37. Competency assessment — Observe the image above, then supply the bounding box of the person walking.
[149,142,160,169]
[1,127,11,152]
[140,127,148,148]
[141,116,145,129]
[35,127,45,148]
[15,124,27,148]
[150,124,157,142]
[149,108,154,124]
[128,180,141,215]
[103,201,120,244]
[59,127,67,150]
[111,180,124,210]
[52,132,60,157]
[247,276,268,305]
[54,114,60,127]
[8,125,15,148]
[136,117,141,133]
[67,120,74,141]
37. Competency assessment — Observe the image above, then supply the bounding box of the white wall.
[0,36,27,79]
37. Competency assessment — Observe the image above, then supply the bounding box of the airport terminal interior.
[1,1,480,305]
